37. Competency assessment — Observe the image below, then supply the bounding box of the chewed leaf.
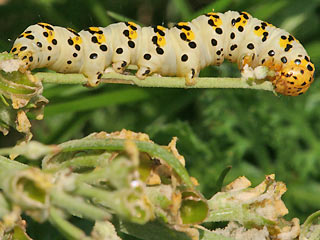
[0,52,23,73]
[300,210,320,240]
[207,175,287,225]
[205,174,302,239]
[0,165,52,222]
[91,221,122,240]
[0,53,48,141]
[206,221,269,240]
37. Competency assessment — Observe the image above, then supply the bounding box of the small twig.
[34,72,274,92]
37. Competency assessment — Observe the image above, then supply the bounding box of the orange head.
[272,59,315,96]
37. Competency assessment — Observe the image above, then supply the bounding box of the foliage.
[0,130,315,240]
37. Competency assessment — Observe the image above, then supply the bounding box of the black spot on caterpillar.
[11,11,315,96]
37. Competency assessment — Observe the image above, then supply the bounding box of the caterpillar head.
[273,60,315,96]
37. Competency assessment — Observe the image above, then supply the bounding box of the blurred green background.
[1,0,320,238]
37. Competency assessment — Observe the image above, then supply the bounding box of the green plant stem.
[49,207,91,240]
[0,155,28,171]
[75,183,134,217]
[50,188,111,221]
[58,138,193,187]
[75,183,152,224]
[0,192,10,217]
[205,204,275,227]
[34,72,274,92]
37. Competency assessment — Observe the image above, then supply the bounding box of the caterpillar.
[10,10,315,96]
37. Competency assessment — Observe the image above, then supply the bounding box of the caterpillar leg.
[239,53,256,69]
[112,60,128,74]
[185,68,199,86]
[84,72,103,87]
[136,66,151,79]
[112,44,131,74]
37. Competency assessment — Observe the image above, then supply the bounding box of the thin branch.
[34,72,274,92]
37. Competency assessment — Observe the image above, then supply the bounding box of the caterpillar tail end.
[10,43,33,72]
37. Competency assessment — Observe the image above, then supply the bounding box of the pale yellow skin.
[11,11,315,96]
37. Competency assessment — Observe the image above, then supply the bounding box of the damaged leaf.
[0,52,48,141]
